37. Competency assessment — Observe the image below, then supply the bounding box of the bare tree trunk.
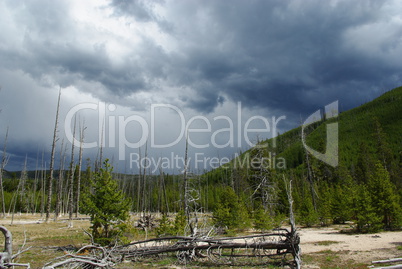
[97,120,104,173]
[19,156,28,213]
[62,175,69,216]
[157,169,162,212]
[40,150,46,217]
[10,156,28,224]
[147,166,152,212]
[302,125,317,211]
[136,148,141,213]
[0,127,9,218]
[33,148,40,214]
[159,167,170,213]
[68,117,77,227]
[46,88,62,222]
[141,144,148,215]
[284,176,301,269]
[182,134,195,236]
[55,139,66,221]
[75,121,85,217]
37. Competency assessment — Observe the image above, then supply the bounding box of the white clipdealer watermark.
[64,102,286,160]
[63,100,339,171]
[301,101,339,167]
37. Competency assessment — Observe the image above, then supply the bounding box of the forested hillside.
[205,86,402,232]
[1,86,401,234]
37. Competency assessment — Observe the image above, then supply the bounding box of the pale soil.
[299,225,402,267]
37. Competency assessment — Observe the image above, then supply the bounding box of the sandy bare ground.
[299,225,402,266]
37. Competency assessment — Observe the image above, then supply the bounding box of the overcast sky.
[1,0,401,173]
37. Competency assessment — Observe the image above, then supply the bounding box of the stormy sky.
[0,0,401,173]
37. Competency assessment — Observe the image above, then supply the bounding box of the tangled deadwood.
[43,245,118,269]
[44,228,299,268]
[0,226,30,269]
[115,228,300,267]
[0,225,299,268]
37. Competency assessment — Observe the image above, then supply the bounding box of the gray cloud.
[1,0,401,171]
[3,0,401,115]
[110,0,162,21]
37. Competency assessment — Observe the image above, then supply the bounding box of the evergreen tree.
[299,194,318,227]
[372,118,400,185]
[156,213,173,237]
[331,167,354,224]
[355,142,374,183]
[368,162,402,230]
[81,159,131,245]
[253,203,274,231]
[317,181,332,226]
[297,178,318,227]
[355,184,382,233]
[212,186,250,232]
[331,183,353,224]
[373,118,393,171]
[173,210,187,235]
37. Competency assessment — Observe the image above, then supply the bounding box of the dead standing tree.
[182,133,194,235]
[284,176,301,269]
[0,127,9,218]
[249,144,278,215]
[301,118,318,211]
[54,139,67,220]
[67,117,77,227]
[75,120,86,217]
[46,88,62,223]
[10,157,29,224]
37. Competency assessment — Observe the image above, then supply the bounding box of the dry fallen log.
[373,258,402,264]
[114,229,300,267]
[370,257,402,269]
[39,228,299,268]
[370,265,402,269]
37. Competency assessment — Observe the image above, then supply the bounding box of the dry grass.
[1,215,91,268]
[312,240,340,246]
[0,214,154,268]
[1,214,401,268]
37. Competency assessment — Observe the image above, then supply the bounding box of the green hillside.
[228,86,402,171]
[203,86,402,232]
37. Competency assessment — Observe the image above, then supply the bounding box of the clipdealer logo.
[63,101,339,171]
[63,102,287,170]
[301,101,339,167]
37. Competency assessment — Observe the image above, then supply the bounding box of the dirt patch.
[299,225,402,267]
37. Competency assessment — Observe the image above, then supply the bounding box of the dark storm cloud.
[3,0,400,118]
[1,43,143,98]
[127,0,400,117]
[0,0,173,107]
[0,0,401,117]
[1,0,402,172]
